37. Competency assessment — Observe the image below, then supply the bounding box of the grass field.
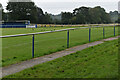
[4,39,118,78]
[2,26,80,36]
[2,26,119,67]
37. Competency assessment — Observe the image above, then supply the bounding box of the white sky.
[0,0,119,14]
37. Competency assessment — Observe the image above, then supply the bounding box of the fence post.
[89,28,91,42]
[114,26,115,36]
[103,27,105,39]
[67,30,70,48]
[32,34,35,58]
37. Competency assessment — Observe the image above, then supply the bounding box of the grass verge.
[4,39,118,78]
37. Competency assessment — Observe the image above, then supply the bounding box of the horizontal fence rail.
[0,25,116,38]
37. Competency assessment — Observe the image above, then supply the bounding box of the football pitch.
[1,26,119,66]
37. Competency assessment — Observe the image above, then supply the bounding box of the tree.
[2,9,8,21]
[6,0,38,23]
[115,13,120,23]
[0,3,2,9]
[73,7,91,24]
[72,6,111,24]
[44,12,52,24]
[61,12,73,24]
[70,16,76,24]
[109,11,119,23]
[36,7,45,24]
[89,6,111,24]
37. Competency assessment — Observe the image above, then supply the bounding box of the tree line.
[62,6,111,24]
[1,0,119,24]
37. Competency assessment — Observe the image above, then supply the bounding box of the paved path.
[1,36,119,78]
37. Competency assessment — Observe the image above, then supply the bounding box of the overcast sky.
[0,0,119,15]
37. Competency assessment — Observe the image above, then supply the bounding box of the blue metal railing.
[32,34,35,58]
[103,27,105,39]
[114,26,116,36]
[89,28,91,42]
[67,30,70,48]
[0,25,118,58]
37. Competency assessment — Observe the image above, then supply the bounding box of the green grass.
[2,26,119,66]
[4,39,118,78]
[1,26,80,36]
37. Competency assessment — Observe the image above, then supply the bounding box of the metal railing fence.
[0,25,118,58]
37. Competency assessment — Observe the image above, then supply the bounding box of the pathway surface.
[1,36,120,78]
